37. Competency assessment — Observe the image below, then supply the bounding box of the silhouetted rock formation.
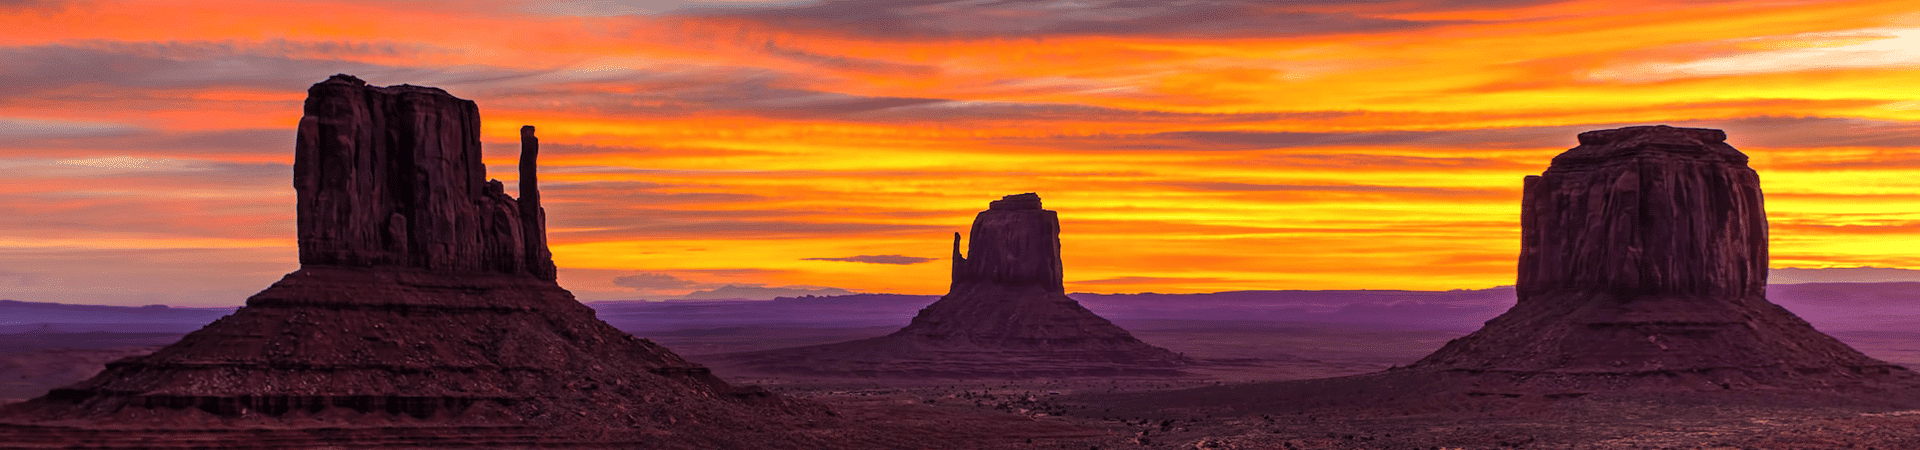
[0,75,841,449]
[1410,125,1909,390]
[1514,126,1765,300]
[295,75,554,281]
[711,193,1189,378]
[1084,126,1920,418]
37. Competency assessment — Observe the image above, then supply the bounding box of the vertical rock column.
[519,126,557,281]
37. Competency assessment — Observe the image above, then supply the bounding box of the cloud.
[1074,276,1232,286]
[523,0,819,16]
[1157,181,1511,199]
[1241,153,1533,171]
[0,128,291,160]
[552,216,948,240]
[608,269,855,300]
[692,0,1438,39]
[0,157,292,240]
[1772,267,1920,284]
[612,272,703,290]
[0,118,144,138]
[802,254,938,264]
[0,156,284,181]
[0,42,537,98]
[1591,27,1920,82]
[1028,126,1588,151]
[478,67,951,120]
[0,0,73,12]
[0,269,43,287]
[866,101,1357,125]
[1019,114,1920,154]
[760,41,938,76]
[0,247,294,307]
[673,284,854,300]
[1707,116,1920,151]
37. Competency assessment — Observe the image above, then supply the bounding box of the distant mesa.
[709,192,1191,378]
[0,74,844,449]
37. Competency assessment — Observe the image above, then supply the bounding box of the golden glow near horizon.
[5,0,1920,305]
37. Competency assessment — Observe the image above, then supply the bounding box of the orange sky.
[4,0,1920,306]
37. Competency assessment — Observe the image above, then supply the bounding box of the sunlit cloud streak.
[802,254,937,264]
[681,0,1471,39]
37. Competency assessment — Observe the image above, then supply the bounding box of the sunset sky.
[5,0,1920,306]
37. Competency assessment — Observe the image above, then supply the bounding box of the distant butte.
[1094,125,1920,415]
[1409,125,1910,389]
[711,193,1190,378]
[0,74,848,449]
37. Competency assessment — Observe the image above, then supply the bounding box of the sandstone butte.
[714,193,1191,378]
[1406,125,1912,390]
[1097,126,1920,415]
[0,75,861,449]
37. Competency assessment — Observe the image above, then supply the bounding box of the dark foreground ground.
[779,379,1920,449]
[5,319,1920,448]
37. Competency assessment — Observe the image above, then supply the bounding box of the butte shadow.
[1085,125,1920,416]
[707,193,1191,378]
[0,75,852,449]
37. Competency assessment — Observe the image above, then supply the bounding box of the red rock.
[1516,126,1764,299]
[0,75,847,448]
[294,74,553,280]
[1094,127,1920,416]
[1411,125,1909,388]
[716,193,1188,378]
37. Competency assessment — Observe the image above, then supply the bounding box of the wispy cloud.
[0,118,143,138]
[802,254,938,264]
[612,272,702,290]
[692,0,1439,38]
[1592,27,1920,81]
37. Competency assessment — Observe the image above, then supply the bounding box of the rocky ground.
[756,376,1920,449]
[6,322,1920,448]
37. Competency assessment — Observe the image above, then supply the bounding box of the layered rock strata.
[1410,125,1909,390]
[715,193,1189,378]
[0,75,836,449]
[1081,126,1920,418]
[294,76,555,280]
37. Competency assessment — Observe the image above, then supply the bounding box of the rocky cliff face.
[1411,125,1907,390]
[0,75,848,449]
[715,193,1188,378]
[294,74,554,280]
[949,193,1064,292]
[1516,126,1766,300]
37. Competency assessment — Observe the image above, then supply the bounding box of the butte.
[1406,125,1913,393]
[713,193,1190,378]
[0,75,842,449]
[1102,125,1919,414]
